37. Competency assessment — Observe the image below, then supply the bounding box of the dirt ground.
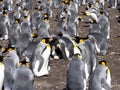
[0,1,119,90]
[33,1,120,90]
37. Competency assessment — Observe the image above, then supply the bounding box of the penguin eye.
[79,39,84,43]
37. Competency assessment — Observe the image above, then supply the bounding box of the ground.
[33,1,120,90]
[1,1,120,90]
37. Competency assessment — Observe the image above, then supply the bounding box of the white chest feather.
[0,64,5,90]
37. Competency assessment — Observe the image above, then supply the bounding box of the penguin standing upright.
[0,53,5,90]
[3,48,19,90]
[66,53,87,90]
[12,61,35,90]
[37,13,50,37]
[31,38,52,77]
[0,62,4,90]
[88,33,108,55]
[109,0,118,8]
[88,60,111,90]
[74,37,97,80]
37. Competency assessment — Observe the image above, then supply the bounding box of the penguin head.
[48,0,51,2]
[18,60,30,67]
[24,15,29,20]
[2,10,7,16]
[23,8,28,13]
[16,3,20,7]
[73,36,88,44]
[41,37,54,46]
[87,3,93,9]
[96,0,99,3]
[15,18,21,24]
[43,13,49,23]
[76,16,83,24]
[100,10,104,16]
[2,46,16,53]
[99,60,107,66]
[37,1,42,4]
[19,56,30,67]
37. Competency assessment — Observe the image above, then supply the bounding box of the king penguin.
[12,60,35,90]
[88,33,108,55]
[66,53,87,90]
[0,51,5,90]
[74,37,97,80]
[88,60,111,90]
[3,47,19,90]
[31,37,52,77]
[109,0,118,8]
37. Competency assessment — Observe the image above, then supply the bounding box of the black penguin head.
[41,37,54,44]
[99,60,107,66]
[2,45,16,53]
[19,56,30,67]
[18,60,30,67]
[73,36,88,44]
[2,10,7,16]
[15,18,21,24]
[37,1,42,4]
[100,10,104,16]
[43,13,49,22]
[16,3,20,7]
[23,8,28,13]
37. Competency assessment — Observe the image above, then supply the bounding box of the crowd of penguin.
[0,0,119,90]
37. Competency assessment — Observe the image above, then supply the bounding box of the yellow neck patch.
[41,39,46,43]
[79,39,84,43]
[78,54,82,60]
[47,44,51,48]
[0,62,3,66]
[44,19,49,23]
[101,61,106,66]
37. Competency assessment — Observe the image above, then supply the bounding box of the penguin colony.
[0,0,119,90]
